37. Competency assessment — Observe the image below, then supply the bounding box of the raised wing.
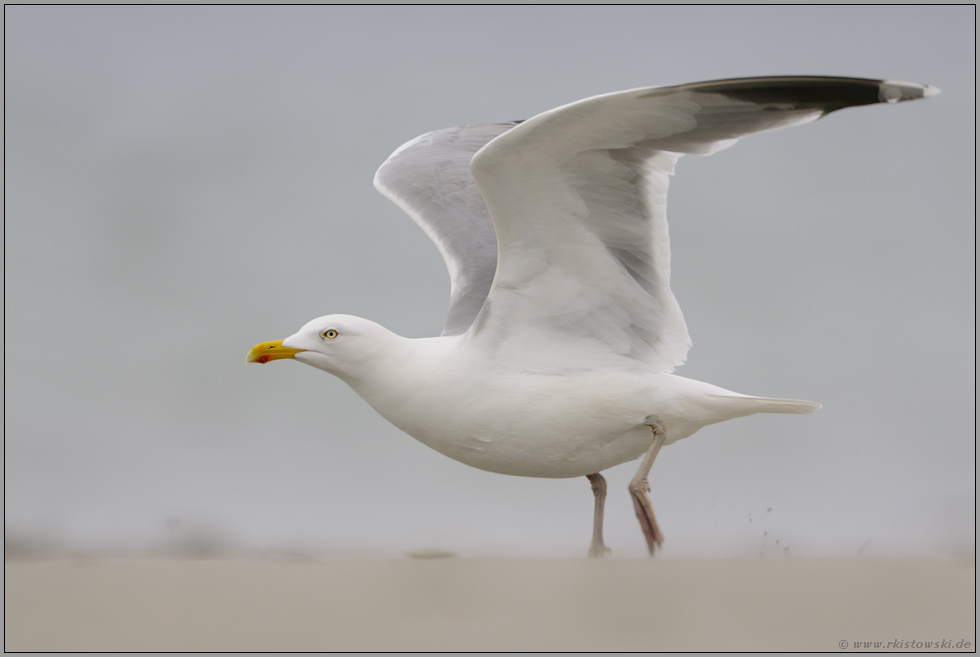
[374,123,519,336]
[469,77,937,372]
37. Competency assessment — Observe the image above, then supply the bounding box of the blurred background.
[5,6,974,560]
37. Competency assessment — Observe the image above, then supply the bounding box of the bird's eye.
[322,329,339,340]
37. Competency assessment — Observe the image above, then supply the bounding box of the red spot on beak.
[257,355,271,364]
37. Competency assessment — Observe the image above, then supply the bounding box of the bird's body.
[289,315,816,479]
[248,76,936,555]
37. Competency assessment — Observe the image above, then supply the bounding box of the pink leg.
[629,417,667,555]
[586,473,610,558]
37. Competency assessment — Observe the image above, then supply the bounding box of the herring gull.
[247,76,936,557]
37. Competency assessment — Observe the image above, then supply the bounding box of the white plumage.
[249,76,936,555]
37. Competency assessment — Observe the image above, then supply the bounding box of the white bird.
[248,76,936,557]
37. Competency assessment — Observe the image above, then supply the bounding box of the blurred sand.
[5,557,975,651]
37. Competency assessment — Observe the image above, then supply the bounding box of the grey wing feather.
[373,123,519,336]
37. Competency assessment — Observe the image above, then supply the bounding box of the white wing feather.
[469,77,935,372]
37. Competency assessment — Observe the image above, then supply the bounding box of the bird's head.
[247,314,394,380]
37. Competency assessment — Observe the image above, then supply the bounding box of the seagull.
[247,76,936,557]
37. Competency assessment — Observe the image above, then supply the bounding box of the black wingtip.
[677,76,937,114]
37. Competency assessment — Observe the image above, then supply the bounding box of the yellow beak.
[246,339,304,364]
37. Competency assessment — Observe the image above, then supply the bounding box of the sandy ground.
[5,557,975,651]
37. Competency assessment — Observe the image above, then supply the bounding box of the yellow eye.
[321,329,339,340]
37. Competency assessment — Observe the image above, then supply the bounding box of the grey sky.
[5,6,974,558]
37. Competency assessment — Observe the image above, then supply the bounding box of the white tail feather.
[710,394,821,415]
